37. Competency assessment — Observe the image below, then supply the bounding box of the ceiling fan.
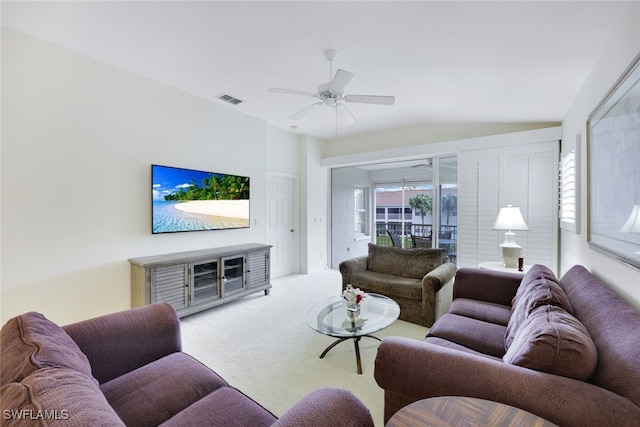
[269,49,395,121]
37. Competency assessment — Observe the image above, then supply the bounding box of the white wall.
[266,126,300,177]
[560,6,640,311]
[299,135,328,273]
[1,29,272,324]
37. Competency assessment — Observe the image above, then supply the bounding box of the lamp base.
[499,231,521,269]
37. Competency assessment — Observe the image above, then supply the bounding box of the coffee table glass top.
[306,293,400,338]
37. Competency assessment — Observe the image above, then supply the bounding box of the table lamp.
[493,205,529,268]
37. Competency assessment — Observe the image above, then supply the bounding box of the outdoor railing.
[375,222,456,238]
[375,222,458,262]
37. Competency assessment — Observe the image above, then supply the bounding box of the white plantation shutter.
[458,148,500,268]
[503,144,558,268]
[458,140,559,272]
[560,134,580,233]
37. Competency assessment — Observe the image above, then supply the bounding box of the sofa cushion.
[160,386,277,427]
[514,265,572,315]
[367,244,448,279]
[521,263,560,286]
[0,312,94,385]
[427,313,507,358]
[350,271,422,300]
[100,352,228,427]
[503,305,598,381]
[0,367,124,426]
[423,337,504,362]
[505,266,573,350]
[448,299,512,326]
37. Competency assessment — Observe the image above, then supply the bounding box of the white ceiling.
[2,1,635,140]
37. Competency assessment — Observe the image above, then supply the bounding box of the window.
[354,186,369,236]
[560,134,580,233]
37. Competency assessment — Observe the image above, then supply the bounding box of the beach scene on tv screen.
[152,165,250,233]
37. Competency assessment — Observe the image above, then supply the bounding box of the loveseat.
[374,264,640,426]
[339,243,456,326]
[1,302,374,426]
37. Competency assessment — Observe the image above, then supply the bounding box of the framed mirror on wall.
[587,51,640,270]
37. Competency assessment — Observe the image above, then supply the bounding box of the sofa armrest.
[339,256,368,289]
[63,302,181,384]
[273,387,374,427]
[452,267,522,306]
[374,337,640,427]
[422,262,456,294]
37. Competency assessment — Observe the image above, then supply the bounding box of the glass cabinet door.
[191,259,219,305]
[221,255,245,296]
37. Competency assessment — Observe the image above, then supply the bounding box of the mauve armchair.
[340,243,456,326]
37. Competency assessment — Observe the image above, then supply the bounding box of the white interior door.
[267,173,296,277]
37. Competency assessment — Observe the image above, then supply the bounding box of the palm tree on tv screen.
[164,174,249,201]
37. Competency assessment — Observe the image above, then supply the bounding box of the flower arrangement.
[343,284,365,308]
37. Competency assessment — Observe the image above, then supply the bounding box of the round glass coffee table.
[307,293,400,374]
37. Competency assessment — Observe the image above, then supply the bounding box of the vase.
[346,303,361,323]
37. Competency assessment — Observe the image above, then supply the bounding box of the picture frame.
[587,51,640,270]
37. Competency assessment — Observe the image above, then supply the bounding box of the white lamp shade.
[620,205,640,233]
[493,205,529,231]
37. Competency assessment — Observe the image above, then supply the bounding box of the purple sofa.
[1,302,374,427]
[374,265,640,426]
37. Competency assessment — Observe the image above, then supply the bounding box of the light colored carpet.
[180,269,429,426]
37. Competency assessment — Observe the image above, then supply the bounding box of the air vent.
[216,93,244,105]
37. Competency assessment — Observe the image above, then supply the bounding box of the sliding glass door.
[438,156,458,262]
[373,155,457,262]
[375,182,433,248]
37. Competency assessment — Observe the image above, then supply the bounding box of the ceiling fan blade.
[328,69,354,93]
[336,103,357,123]
[289,102,323,120]
[345,94,395,105]
[269,88,318,97]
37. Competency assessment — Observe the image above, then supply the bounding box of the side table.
[479,261,531,275]
[386,396,557,427]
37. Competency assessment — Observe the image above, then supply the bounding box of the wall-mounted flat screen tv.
[152,164,250,234]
